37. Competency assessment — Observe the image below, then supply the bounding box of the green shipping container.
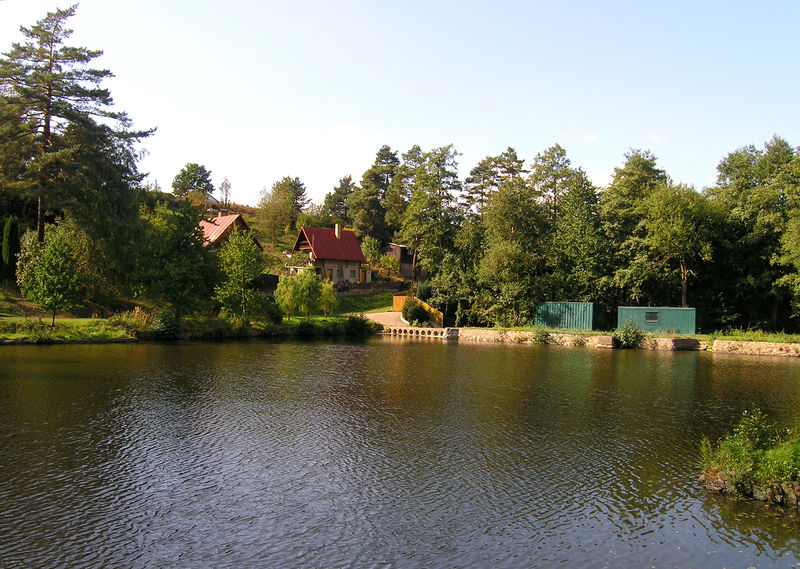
[535,302,603,330]
[617,307,695,334]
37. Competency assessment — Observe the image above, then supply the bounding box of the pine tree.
[0,5,142,242]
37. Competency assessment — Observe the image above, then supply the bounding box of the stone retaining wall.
[712,340,800,357]
[377,326,800,357]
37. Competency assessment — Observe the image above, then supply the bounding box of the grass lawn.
[335,291,395,314]
[0,317,135,342]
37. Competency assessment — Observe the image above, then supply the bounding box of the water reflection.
[0,340,799,568]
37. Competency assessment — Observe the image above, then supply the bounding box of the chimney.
[335,223,341,239]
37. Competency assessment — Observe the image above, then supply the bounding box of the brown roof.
[199,214,261,249]
[292,226,366,262]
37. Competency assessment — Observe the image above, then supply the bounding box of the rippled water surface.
[1,339,800,568]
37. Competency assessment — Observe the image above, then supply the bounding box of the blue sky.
[2,0,798,205]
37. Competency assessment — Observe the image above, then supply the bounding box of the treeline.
[0,7,225,319]
[3,7,800,332]
[298,139,800,331]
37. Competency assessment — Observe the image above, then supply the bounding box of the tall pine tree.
[0,5,145,242]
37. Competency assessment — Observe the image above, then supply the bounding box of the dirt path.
[365,311,405,327]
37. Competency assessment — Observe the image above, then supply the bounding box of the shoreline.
[3,323,800,358]
[379,326,800,358]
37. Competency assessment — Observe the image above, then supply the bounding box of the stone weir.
[376,326,800,357]
[380,326,459,340]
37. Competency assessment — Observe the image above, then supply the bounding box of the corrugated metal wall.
[535,302,599,330]
[617,307,696,334]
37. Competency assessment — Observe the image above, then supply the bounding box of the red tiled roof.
[199,214,263,250]
[292,226,366,262]
[199,214,242,246]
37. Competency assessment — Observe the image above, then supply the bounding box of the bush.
[402,296,428,325]
[295,319,318,339]
[107,308,152,333]
[700,408,798,493]
[249,292,283,324]
[151,308,179,339]
[531,327,551,344]
[343,313,373,337]
[614,318,646,348]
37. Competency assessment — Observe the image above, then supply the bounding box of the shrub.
[531,327,551,345]
[17,318,53,343]
[107,308,152,333]
[614,318,646,348]
[295,319,318,339]
[571,335,587,347]
[402,296,428,325]
[151,308,179,339]
[343,313,373,337]
[249,292,283,324]
[700,408,798,493]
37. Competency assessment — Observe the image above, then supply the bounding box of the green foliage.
[296,268,323,317]
[398,145,461,276]
[613,319,646,348]
[361,235,382,265]
[531,327,551,344]
[701,408,799,492]
[0,5,149,242]
[371,255,399,279]
[16,225,84,326]
[343,313,374,337]
[415,280,432,302]
[2,216,21,280]
[275,268,323,319]
[323,175,356,226]
[295,319,317,339]
[247,293,283,325]
[256,183,295,245]
[402,296,428,325]
[135,202,218,316]
[172,163,214,198]
[107,309,152,333]
[213,230,265,324]
[274,274,300,318]
[150,308,179,339]
[319,279,338,318]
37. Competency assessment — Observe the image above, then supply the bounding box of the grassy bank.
[0,312,381,344]
[0,317,135,342]
[335,291,395,314]
[700,409,800,506]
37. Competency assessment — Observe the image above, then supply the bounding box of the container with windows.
[616,307,695,334]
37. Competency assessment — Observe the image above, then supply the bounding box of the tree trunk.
[411,234,420,281]
[37,197,45,243]
[680,258,689,307]
[51,309,56,328]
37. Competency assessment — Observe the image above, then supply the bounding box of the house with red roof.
[290,224,370,284]
[199,213,261,250]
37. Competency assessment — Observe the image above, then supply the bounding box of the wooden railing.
[393,295,444,327]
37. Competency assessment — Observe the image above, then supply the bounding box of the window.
[645,311,659,323]
[350,270,356,279]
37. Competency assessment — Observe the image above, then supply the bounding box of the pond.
[1,339,799,568]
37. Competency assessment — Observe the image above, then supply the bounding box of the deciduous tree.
[172,163,214,198]
[17,224,83,326]
[214,230,265,324]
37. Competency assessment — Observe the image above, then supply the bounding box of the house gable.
[291,226,366,263]
[199,214,262,250]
